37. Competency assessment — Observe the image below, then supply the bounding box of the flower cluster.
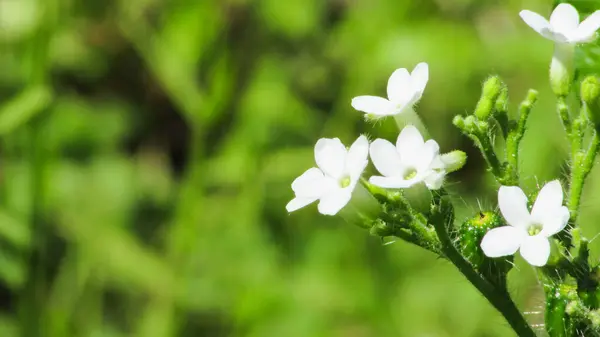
[287,2,600,271]
[286,63,456,217]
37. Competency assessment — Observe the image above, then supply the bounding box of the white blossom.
[520,3,600,44]
[351,63,429,118]
[480,181,570,267]
[286,135,369,216]
[369,125,445,190]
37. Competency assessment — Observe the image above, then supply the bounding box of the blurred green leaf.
[0,86,51,135]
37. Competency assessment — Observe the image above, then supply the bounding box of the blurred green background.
[2,0,600,336]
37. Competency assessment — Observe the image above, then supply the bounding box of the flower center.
[339,175,351,188]
[403,168,417,180]
[527,223,543,236]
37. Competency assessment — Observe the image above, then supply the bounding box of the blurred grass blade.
[0,210,31,250]
[0,86,52,135]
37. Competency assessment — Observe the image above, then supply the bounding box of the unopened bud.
[550,44,575,97]
[439,150,467,173]
[475,76,503,120]
[581,76,600,127]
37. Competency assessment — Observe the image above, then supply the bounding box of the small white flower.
[369,125,445,190]
[351,63,429,118]
[480,180,570,267]
[520,3,600,44]
[286,135,369,216]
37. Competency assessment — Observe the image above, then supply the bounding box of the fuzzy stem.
[505,90,537,184]
[431,190,536,337]
[568,130,600,223]
[557,96,572,136]
[475,129,504,180]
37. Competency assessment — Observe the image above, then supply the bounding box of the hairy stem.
[505,90,537,184]
[557,96,572,135]
[568,130,600,223]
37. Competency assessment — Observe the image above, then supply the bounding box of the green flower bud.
[475,76,503,120]
[581,76,600,127]
[440,150,467,173]
[452,115,465,130]
[550,44,575,97]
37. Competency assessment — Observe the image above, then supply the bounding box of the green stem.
[557,96,572,135]
[505,90,537,184]
[474,129,504,180]
[568,130,600,223]
[431,190,536,337]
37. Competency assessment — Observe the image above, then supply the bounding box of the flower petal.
[291,167,326,197]
[346,135,369,180]
[415,139,440,171]
[531,180,564,221]
[315,138,346,179]
[550,3,580,35]
[540,206,570,237]
[369,139,403,177]
[351,96,393,116]
[396,125,424,164]
[498,185,531,228]
[286,197,318,213]
[317,188,352,215]
[410,62,429,99]
[480,226,525,258]
[519,10,553,39]
[520,235,551,267]
[574,10,600,42]
[387,68,413,103]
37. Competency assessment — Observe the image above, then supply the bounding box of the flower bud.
[581,76,600,127]
[550,43,575,97]
[439,150,467,173]
[475,76,503,120]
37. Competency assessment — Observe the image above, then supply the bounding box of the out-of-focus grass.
[0,0,598,336]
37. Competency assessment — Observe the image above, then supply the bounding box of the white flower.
[480,180,570,267]
[351,63,429,118]
[368,125,445,190]
[520,3,600,44]
[286,135,369,216]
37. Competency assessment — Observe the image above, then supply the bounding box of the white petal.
[540,206,570,237]
[498,185,531,228]
[396,125,424,164]
[574,10,600,42]
[286,197,318,213]
[410,62,429,99]
[351,96,393,116]
[480,226,525,258]
[317,188,352,215]
[369,176,416,189]
[520,235,551,267]
[315,138,346,179]
[291,167,326,197]
[387,68,412,103]
[531,180,564,221]
[369,139,403,177]
[345,135,369,180]
[415,139,440,171]
[550,3,580,35]
[519,10,553,39]
[423,170,445,190]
